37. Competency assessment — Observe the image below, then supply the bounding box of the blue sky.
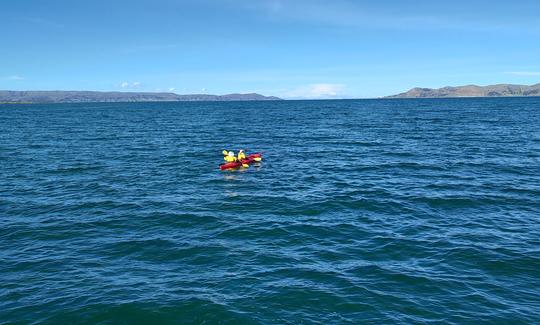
[1,0,540,98]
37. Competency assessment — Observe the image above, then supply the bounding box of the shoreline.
[2,96,540,105]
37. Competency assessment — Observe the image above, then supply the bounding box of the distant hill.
[387,84,540,98]
[0,91,282,103]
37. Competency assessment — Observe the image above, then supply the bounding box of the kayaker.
[224,151,237,163]
[238,149,246,161]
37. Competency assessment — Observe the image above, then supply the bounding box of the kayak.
[220,153,262,170]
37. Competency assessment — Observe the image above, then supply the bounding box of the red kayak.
[220,153,262,170]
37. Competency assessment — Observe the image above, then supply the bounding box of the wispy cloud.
[504,71,540,76]
[236,0,540,33]
[6,75,25,80]
[121,43,180,54]
[120,81,142,89]
[283,83,346,99]
[23,17,65,28]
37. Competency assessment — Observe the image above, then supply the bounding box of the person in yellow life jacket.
[224,151,237,163]
[237,149,246,161]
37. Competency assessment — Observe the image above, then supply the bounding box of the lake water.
[1,98,539,323]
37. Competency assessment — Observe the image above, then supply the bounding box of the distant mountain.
[387,84,540,98]
[0,91,282,103]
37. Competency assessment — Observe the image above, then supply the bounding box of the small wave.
[43,165,104,175]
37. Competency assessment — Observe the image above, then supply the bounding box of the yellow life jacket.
[224,155,237,162]
[238,152,246,160]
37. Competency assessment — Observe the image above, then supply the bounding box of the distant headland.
[0,91,282,104]
[387,83,540,98]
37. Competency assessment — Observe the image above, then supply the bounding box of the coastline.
[3,96,540,105]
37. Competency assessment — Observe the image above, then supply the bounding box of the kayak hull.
[219,162,240,170]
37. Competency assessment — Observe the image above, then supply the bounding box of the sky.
[1,0,540,99]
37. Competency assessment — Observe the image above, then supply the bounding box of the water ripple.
[1,98,540,323]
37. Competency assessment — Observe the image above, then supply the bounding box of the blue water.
[1,98,540,324]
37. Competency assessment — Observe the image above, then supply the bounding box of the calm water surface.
[1,98,540,324]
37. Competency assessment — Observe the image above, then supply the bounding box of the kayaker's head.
[228,151,235,157]
[239,149,244,153]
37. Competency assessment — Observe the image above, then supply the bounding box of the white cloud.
[5,75,24,80]
[310,84,343,96]
[120,81,141,89]
[168,87,175,92]
[504,71,540,76]
[283,83,346,99]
